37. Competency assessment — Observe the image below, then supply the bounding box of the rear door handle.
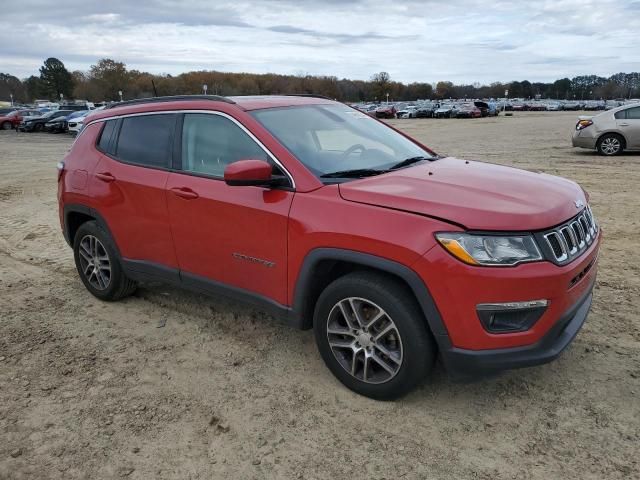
[618,123,629,126]
[170,187,199,200]
[95,172,115,182]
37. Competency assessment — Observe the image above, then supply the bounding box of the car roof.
[85,95,338,124]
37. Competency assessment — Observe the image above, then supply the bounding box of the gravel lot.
[1,112,639,479]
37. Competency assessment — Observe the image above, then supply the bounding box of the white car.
[397,106,418,119]
[68,106,105,134]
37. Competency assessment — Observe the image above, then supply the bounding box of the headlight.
[435,232,542,266]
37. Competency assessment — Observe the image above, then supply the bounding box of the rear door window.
[625,107,640,119]
[115,114,176,168]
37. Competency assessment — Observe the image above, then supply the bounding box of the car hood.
[338,157,586,231]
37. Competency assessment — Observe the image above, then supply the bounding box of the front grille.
[541,206,598,264]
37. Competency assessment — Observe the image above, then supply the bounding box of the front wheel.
[313,272,436,400]
[597,134,624,156]
[1,121,11,130]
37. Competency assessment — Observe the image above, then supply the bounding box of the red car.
[455,103,482,118]
[58,95,601,399]
[0,109,41,130]
[375,104,397,119]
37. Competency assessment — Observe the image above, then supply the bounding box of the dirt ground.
[1,112,638,479]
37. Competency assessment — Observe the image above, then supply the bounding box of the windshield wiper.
[389,156,431,170]
[320,168,388,179]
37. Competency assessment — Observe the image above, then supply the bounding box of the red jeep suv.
[58,95,601,399]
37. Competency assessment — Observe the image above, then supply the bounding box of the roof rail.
[105,95,235,109]
[284,94,335,100]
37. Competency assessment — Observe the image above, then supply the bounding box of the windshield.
[251,104,434,178]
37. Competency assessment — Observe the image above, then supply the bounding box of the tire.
[313,271,436,400]
[73,221,137,301]
[597,134,624,156]
[1,121,11,130]
[34,123,43,132]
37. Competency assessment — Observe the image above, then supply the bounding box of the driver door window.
[181,113,269,177]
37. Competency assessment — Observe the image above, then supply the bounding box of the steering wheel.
[341,144,366,160]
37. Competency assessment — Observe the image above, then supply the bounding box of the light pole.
[118,90,123,102]
[203,84,208,95]
[59,93,64,104]
[9,94,13,106]
[386,92,389,104]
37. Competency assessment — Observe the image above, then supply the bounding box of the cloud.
[0,0,638,83]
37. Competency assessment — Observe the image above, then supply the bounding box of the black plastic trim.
[180,271,291,321]
[120,259,292,322]
[291,248,451,348]
[105,95,236,109]
[62,204,118,252]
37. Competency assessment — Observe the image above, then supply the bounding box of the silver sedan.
[572,102,640,155]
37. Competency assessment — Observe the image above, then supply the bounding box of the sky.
[1,0,639,84]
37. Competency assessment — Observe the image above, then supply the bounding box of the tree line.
[1,57,639,104]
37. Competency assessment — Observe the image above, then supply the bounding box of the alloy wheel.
[326,297,403,384]
[78,235,111,290]
[601,137,621,155]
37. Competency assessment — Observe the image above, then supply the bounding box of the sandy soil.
[1,112,638,479]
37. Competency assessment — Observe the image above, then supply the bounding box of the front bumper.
[440,277,594,376]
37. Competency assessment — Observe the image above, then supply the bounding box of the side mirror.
[224,160,280,187]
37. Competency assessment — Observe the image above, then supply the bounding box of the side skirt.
[121,259,294,325]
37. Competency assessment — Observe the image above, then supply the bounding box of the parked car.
[375,104,397,119]
[59,103,94,112]
[546,102,563,111]
[473,101,490,117]
[527,102,547,111]
[0,107,18,116]
[397,106,418,119]
[0,109,41,130]
[455,103,482,118]
[67,112,89,134]
[563,101,581,111]
[434,104,456,118]
[572,102,640,155]
[46,110,89,133]
[20,109,73,132]
[415,103,437,118]
[59,95,601,400]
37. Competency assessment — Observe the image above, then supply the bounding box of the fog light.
[476,300,548,333]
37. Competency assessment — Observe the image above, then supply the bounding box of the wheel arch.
[63,204,120,256]
[597,131,627,149]
[291,248,451,349]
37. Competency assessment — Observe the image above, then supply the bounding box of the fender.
[291,248,452,350]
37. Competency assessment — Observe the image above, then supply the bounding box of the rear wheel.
[1,121,11,130]
[73,221,137,301]
[597,134,624,156]
[313,272,436,400]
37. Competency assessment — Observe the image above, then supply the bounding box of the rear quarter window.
[97,120,117,154]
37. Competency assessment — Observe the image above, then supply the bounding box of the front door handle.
[95,172,115,182]
[170,187,199,200]
[618,123,629,126]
